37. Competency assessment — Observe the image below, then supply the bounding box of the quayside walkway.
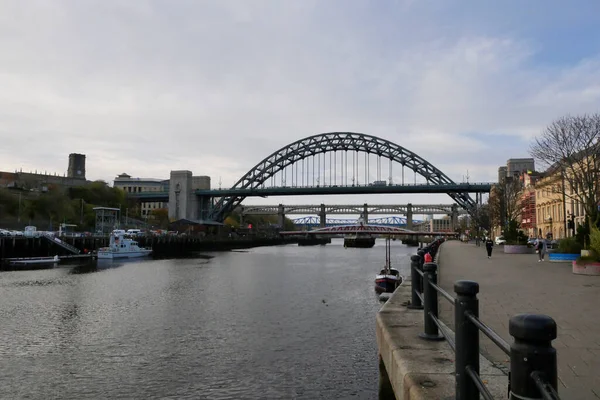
[438,240,600,399]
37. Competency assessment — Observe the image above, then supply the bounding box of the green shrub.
[558,237,583,254]
[589,226,600,261]
[504,220,528,245]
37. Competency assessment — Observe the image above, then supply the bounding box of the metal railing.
[409,240,560,400]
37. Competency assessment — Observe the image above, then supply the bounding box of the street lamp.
[567,212,576,237]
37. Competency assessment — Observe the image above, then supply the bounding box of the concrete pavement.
[438,240,600,400]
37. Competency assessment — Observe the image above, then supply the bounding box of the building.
[534,165,588,240]
[113,173,170,217]
[497,159,535,183]
[519,171,541,238]
[0,153,88,191]
[67,153,86,179]
[497,166,507,183]
[534,172,566,239]
[506,158,535,179]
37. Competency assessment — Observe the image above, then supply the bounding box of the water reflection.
[0,239,413,399]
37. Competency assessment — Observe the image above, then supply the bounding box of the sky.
[1,0,600,210]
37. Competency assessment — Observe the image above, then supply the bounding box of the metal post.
[509,314,558,399]
[419,262,443,341]
[408,255,423,309]
[417,249,425,294]
[454,280,480,400]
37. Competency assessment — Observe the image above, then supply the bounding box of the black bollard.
[419,262,443,341]
[408,255,423,309]
[454,280,480,400]
[509,314,558,399]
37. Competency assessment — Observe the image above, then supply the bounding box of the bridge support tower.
[319,204,326,228]
[363,203,369,222]
[451,204,459,231]
[168,170,212,221]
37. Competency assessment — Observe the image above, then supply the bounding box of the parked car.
[0,228,11,236]
[494,236,506,245]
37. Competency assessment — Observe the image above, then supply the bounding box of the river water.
[0,239,414,399]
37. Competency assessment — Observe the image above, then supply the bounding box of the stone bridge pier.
[278,204,285,228]
[451,204,458,231]
[406,203,413,230]
[362,203,368,222]
[319,204,326,228]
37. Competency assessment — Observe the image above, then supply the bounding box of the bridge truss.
[208,132,479,221]
[291,216,424,228]
[240,203,467,216]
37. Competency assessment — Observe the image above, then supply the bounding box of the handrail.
[531,371,561,400]
[466,366,494,400]
[428,281,455,305]
[408,239,560,400]
[465,311,510,355]
[428,311,455,351]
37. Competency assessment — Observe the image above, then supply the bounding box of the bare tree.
[530,114,600,224]
[489,177,524,228]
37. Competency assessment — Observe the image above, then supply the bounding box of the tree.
[530,114,600,227]
[470,203,491,233]
[489,177,523,232]
[150,208,170,229]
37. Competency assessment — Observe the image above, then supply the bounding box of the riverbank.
[0,235,298,263]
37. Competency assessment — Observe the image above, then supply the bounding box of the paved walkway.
[438,240,600,400]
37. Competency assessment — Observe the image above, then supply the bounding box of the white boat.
[9,255,59,265]
[97,232,152,259]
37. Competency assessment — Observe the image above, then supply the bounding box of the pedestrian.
[485,237,494,258]
[536,237,547,262]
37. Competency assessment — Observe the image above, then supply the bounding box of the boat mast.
[385,236,391,273]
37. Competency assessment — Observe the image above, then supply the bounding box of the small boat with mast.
[375,237,402,293]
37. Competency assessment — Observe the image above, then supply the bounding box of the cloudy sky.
[1,0,600,208]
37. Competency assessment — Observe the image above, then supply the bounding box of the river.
[0,238,414,399]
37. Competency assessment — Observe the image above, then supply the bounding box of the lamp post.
[80,198,85,225]
[17,191,22,224]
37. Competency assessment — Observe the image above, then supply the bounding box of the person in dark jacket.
[485,237,494,258]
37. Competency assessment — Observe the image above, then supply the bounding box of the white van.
[127,229,142,237]
[24,226,40,237]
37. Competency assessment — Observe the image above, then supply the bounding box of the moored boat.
[9,255,60,265]
[374,237,402,293]
[97,232,152,259]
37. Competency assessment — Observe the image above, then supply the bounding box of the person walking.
[485,237,494,258]
[537,237,547,262]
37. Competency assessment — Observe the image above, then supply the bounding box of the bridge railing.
[409,241,560,400]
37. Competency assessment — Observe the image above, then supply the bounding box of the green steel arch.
[209,132,476,220]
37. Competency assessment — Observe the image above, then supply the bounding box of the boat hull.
[9,256,59,265]
[97,250,152,259]
[374,275,401,293]
[344,237,376,248]
[298,237,331,246]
